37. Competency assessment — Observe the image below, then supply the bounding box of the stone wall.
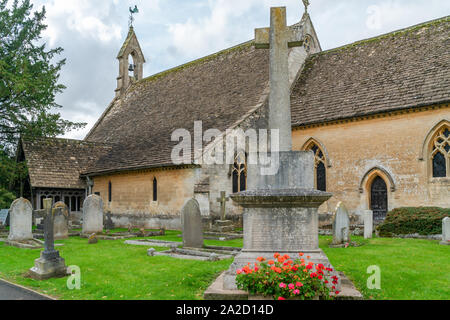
[292,105,450,218]
[92,168,196,229]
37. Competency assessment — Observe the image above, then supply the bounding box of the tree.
[0,0,85,148]
[0,0,85,201]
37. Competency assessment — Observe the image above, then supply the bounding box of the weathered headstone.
[441,217,450,245]
[29,198,67,280]
[82,194,103,235]
[363,210,373,239]
[53,202,69,240]
[8,198,33,241]
[0,209,9,227]
[331,202,351,246]
[182,198,204,248]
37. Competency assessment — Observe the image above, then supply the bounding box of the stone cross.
[42,198,56,255]
[303,0,310,13]
[255,7,303,152]
[216,191,229,221]
[29,198,67,280]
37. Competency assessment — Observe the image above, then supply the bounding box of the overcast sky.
[30,0,450,140]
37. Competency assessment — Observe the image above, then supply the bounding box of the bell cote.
[115,27,146,97]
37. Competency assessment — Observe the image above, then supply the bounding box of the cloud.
[22,0,449,140]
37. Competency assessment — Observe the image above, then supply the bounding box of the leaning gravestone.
[182,198,204,248]
[8,198,33,241]
[363,210,373,239]
[331,202,351,246]
[0,209,9,227]
[82,194,103,235]
[53,202,69,240]
[441,217,450,245]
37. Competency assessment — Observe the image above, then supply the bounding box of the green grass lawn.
[0,232,448,300]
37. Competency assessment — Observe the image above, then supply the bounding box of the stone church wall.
[92,168,196,229]
[292,105,450,219]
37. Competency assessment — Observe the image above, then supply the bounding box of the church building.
[19,11,450,229]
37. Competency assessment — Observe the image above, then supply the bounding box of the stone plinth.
[29,250,68,280]
[224,187,332,290]
[222,151,333,290]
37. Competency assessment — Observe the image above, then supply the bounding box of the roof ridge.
[23,136,114,146]
[315,15,449,56]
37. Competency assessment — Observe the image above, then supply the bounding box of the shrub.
[0,188,15,209]
[235,253,340,300]
[377,207,450,237]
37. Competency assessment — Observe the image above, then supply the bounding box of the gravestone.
[331,202,351,246]
[8,198,33,241]
[363,210,373,239]
[53,202,69,240]
[212,191,234,233]
[0,209,9,227]
[29,199,68,280]
[182,198,204,248]
[441,217,450,245]
[82,194,104,235]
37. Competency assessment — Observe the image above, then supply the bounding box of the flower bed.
[236,253,340,300]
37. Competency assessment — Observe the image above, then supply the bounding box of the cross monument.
[254,7,304,152]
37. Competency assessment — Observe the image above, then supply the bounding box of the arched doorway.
[370,176,388,221]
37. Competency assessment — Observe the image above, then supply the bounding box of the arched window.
[431,126,449,178]
[305,142,327,191]
[232,152,247,193]
[153,177,158,201]
[108,181,112,202]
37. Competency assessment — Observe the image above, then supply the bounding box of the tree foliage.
[0,0,85,198]
[0,0,85,148]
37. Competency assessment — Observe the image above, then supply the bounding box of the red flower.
[278,297,286,300]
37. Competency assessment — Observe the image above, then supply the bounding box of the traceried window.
[232,152,247,193]
[306,143,327,192]
[431,126,450,178]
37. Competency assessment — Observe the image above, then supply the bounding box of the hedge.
[377,207,450,237]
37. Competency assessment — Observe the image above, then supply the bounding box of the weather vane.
[302,0,310,13]
[129,5,139,27]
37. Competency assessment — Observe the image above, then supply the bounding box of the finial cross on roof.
[303,0,310,13]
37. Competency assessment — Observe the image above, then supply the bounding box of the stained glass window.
[431,126,449,178]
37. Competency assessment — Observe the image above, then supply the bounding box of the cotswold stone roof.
[84,42,270,175]
[291,16,450,127]
[84,16,449,176]
[21,137,112,189]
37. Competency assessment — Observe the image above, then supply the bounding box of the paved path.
[0,279,52,300]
